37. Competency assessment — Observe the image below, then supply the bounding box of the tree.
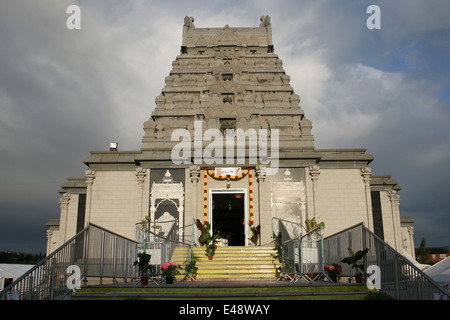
[416,237,430,264]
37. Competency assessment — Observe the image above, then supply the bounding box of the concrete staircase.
[171,246,281,281]
[71,245,373,300]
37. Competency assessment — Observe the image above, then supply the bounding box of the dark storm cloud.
[0,1,139,252]
[0,0,449,253]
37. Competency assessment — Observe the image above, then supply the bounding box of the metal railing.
[276,223,329,283]
[0,224,139,300]
[297,226,331,282]
[273,217,318,281]
[179,218,201,246]
[323,223,450,300]
[272,217,303,241]
[135,219,178,275]
[134,219,194,282]
[1,220,197,300]
[85,224,139,284]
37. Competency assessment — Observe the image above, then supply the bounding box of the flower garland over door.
[203,168,254,226]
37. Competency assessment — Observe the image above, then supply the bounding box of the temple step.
[171,246,281,281]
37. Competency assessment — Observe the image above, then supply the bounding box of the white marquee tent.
[0,264,33,290]
[402,250,431,270]
[423,257,450,292]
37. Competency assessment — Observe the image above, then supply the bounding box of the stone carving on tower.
[141,16,315,165]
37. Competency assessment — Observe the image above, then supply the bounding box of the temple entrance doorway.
[209,189,247,246]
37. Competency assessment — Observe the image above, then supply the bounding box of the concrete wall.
[313,168,370,238]
[48,164,411,258]
[85,169,148,241]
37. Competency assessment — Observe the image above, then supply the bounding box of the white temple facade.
[46,16,415,259]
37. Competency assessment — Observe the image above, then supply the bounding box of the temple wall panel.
[259,178,272,245]
[88,170,141,240]
[314,169,369,237]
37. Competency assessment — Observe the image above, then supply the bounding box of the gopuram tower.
[47,16,413,258]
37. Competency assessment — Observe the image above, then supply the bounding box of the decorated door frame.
[208,188,248,246]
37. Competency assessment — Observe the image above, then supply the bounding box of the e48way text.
[179,304,270,317]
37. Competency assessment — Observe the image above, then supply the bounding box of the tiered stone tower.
[141,15,314,166]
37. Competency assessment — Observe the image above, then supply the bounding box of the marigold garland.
[206,169,250,180]
[249,168,253,225]
[203,169,208,224]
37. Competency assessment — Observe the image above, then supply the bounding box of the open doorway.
[211,192,246,246]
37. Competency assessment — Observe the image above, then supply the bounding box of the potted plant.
[161,261,183,284]
[305,217,325,234]
[324,263,342,282]
[272,232,283,277]
[185,260,198,281]
[200,222,220,260]
[272,232,282,262]
[195,219,207,245]
[284,257,295,280]
[341,248,369,283]
[248,223,261,246]
[205,240,219,260]
[134,251,151,285]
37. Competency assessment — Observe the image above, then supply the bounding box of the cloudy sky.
[0,0,449,254]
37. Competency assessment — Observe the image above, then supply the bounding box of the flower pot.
[141,276,149,285]
[355,273,363,283]
[166,276,174,284]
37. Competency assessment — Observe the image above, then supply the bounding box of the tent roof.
[402,250,431,271]
[424,257,450,284]
[0,264,33,279]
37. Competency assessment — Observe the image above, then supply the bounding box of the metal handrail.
[135,220,193,280]
[277,225,329,283]
[279,225,322,247]
[271,217,303,240]
[0,223,139,300]
[0,226,88,300]
[0,219,197,300]
[323,222,450,300]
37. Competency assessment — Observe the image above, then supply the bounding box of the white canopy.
[402,250,431,271]
[423,257,450,291]
[0,264,33,290]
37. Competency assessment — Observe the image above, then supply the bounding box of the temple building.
[46,16,415,259]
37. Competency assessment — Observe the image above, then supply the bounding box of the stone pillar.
[256,166,266,245]
[136,167,147,221]
[407,226,415,259]
[309,165,320,220]
[59,193,71,242]
[361,167,374,230]
[84,169,95,227]
[46,229,53,256]
[189,165,201,222]
[388,190,402,251]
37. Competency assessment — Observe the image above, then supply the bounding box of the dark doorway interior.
[212,193,245,246]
